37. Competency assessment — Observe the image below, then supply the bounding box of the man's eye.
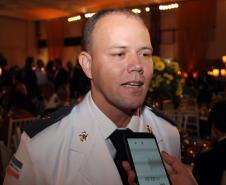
[112,53,125,57]
[141,52,152,57]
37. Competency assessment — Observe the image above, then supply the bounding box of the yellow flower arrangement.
[147,56,184,108]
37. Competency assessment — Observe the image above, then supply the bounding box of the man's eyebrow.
[107,46,153,51]
[140,46,153,53]
[141,46,153,50]
[107,45,127,50]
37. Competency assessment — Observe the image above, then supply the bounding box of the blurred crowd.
[1,52,226,184]
[0,54,90,145]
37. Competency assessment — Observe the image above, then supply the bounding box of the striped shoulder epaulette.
[145,105,176,126]
[24,105,75,138]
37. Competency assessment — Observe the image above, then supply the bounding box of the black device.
[123,132,172,185]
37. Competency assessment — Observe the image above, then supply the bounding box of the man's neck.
[91,92,139,128]
[99,104,138,128]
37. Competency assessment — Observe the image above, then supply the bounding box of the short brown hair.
[81,8,144,52]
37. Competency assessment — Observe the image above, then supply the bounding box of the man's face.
[82,13,153,113]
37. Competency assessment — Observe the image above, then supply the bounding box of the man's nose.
[127,54,144,74]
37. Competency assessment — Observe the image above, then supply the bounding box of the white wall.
[159,0,226,61]
[206,0,226,59]
[0,16,37,67]
[0,0,225,68]
[35,18,86,66]
[160,8,178,60]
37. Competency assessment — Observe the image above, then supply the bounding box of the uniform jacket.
[4,92,180,185]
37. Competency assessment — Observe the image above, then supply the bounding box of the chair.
[174,111,185,131]
[0,140,11,175]
[7,117,37,152]
[182,110,200,138]
[162,110,185,131]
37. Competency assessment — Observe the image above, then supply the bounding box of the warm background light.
[208,70,213,76]
[41,67,45,72]
[192,71,198,79]
[212,69,220,77]
[221,69,226,77]
[222,56,226,64]
[182,72,188,78]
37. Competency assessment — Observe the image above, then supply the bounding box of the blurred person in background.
[35,59,48,87]
[193,100,226,185]
[53,58,69,89]
[21,56,38,99]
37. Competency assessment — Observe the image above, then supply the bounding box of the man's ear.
[78,51,92,79]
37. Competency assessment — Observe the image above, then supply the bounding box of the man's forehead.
[95,12,143,29]
[90,12,151,51]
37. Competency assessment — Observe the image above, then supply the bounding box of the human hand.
[122,152,198,185]
[122,161,137,185]
[161,151,198,185]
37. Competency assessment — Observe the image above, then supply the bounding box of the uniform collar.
[87,91,144,139]
[127,115,142,131]
[87,92,117,140]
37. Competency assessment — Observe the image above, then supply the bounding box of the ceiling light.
[145,7,150,12]
[132,9,141,14]
[68,15,81,22]
[159,3,179,10]
[84,13,95,18]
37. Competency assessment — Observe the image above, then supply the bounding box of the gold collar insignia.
[146,125,153,134]
[79,131,88,142]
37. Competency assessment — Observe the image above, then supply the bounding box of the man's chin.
[120,102,143,113]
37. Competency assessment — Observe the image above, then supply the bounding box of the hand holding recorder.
[123,132,172,185]
[123,151,198,185]
[110,130,196,185]
[160,152,198,185]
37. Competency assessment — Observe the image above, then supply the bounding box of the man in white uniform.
[4,8,197,185]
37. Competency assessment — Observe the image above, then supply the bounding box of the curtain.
[47,19,65,61]
[177,0,216,72]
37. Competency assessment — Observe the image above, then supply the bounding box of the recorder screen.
[127,138,171,185]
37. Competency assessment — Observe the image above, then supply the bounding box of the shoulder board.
[24,105,75,138]
[145,105,176,126]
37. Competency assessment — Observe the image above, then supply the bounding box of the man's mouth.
[121,82,144,87]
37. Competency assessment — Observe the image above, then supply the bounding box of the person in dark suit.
[53,58,69,89]
[193,100,226,185]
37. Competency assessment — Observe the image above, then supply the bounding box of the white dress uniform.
[4,91,180,185]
